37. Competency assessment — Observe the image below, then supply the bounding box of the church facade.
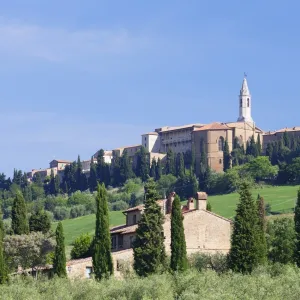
[141,77,263,173]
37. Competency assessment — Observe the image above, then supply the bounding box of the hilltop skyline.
[1,0,300,176]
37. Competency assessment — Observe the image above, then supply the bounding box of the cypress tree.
[170,195,188,272]
[191,147,196,174]
[112,156,122,186]
[199,138,208,190]
[29,210,51,233]
[156,158,162,181]
[53,222,67,277]
[0,211,8,284]
[120,150,134,184]
[291,134,296,151]
[150,158,157,178]
[89,157,98,192]
[283,131,290,148]
[165,149,176,175]
[136,147,149,182]
[257,195,267,264]
[54,175,60,195]
[133,178,166,276]
[228,182,262,273]
[257,134,262,155]
[76,155,83,191]
[48,169,56,195]
[176,153,185,178]
[96,149,107,184]
[223,140,231,172]
[294,188,300,266]
[11,192,29,235]
[266,143,273,161]
[92,183,113,280]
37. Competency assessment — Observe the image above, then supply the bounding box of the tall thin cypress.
[176,153,185,178]
[156,158,162,181]
[92,183,113,280]
[11,192,29,235]
[133,178,166,276]
[53,222,67,277]
[294,188,300,266]
[170,195,188,272]
[257,195,267,264]
[0,211,8,284]
[228,182,262,273]
[150,158,157,178]
[257,134,262,155]
[223,140,231,171]
[89,157,98,192]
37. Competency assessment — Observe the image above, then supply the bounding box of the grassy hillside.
[53,185,299,245]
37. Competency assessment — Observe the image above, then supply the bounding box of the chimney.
[166,192,176,214]
[195,192,208,210]
[187,197,194,211]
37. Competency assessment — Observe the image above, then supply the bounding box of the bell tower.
[237,75,253,123]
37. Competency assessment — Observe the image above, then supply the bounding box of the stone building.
[65,191,231,279]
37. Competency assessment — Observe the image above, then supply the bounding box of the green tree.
[155,158,162,181]
[176,153,185,178]
[29,210,51,233]
[228,182,263,273]
[267,218,295,264]
[150,158,157,178]
[170,195,188,272]
[294,188,300,266]
[48,169,56,195]
[256,195,267,264]
[283,131,290,148]
[96,149,110,186]
[136,146,150,182]
[76,155,83,191]
[223,140,231,172]
[0,211,8,284]
[120,150,134,184]
[112,156,122,186]
[53,222,67,278]
[257,134,262,155]
[92,183,113,280]
[199,138,209,191]
[71,233,92,259]
[11,192,29,235]
[266,143,273,161]
[88,157,98,192]
[165,149,176,176]
[133,178,166,276]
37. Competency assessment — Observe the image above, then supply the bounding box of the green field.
[53,185,299,246]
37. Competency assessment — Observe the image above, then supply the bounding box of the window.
[111,236,117,249]
[240,99,242,107]
[144,143,146,147]
[85,267,93,279]
[218,137,225,151]
[219,159,222,164]
[247,98,250,107]
[144,137,146,141]
[133,214,137,224]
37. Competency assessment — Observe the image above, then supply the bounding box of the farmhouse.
[66,191,232,279]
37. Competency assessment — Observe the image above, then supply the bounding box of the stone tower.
[237,76,253,123]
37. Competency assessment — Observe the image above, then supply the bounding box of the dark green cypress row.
[223,140,231,171]
[150,157,157,178]
[170,195,188,272]
[257,134,262,155]
[53,222,67,277]
[92,183,113,280]
[176,153,185,178]
[133,178,166,276]
[294,188,300,266]
[11,192,29,235]
[228,182,262,273]
[155,158,162,181]
[89,157,98,192]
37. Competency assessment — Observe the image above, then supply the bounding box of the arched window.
[247,98,250,107]
[218,136,225,151]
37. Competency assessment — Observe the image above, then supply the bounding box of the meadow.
[52,185,299,246]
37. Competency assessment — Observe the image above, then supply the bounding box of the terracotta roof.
[110,224,138,234]
[123,199,166,213]
[51,159,72,163]
[114,145,141,150]
[193,122,230,132]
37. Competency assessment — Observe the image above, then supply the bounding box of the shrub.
[53,207,70,221]
[70,233,92,259]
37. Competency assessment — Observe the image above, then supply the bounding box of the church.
[139,76,264,173]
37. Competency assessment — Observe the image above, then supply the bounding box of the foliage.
[294,188,300,267]
[176,153,185,178]
[206,202,212,211]
[29,210,51,233]
[228,182,264,273]
[156,174,177,198]
[256,196,267,264]
[165,149,176,176]
[53,222,67,277]
[4,232,55,272]
[135,146,149,182]
[92,183,113,280]
[70,233,92,259]
[170,195,188,272]
[0,212,8,284]
[267,218,295,264]
[223,140,231,171]
[11,192,29,235]
[174,174,198,199]
[133,178,166,276]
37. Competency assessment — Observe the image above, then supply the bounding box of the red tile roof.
[193,122,230,132]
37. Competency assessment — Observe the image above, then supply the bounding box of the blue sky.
[0,0,299,176]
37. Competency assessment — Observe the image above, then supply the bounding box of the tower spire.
[237,75,253,123]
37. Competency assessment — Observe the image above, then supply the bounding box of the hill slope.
[53,185,299,245]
